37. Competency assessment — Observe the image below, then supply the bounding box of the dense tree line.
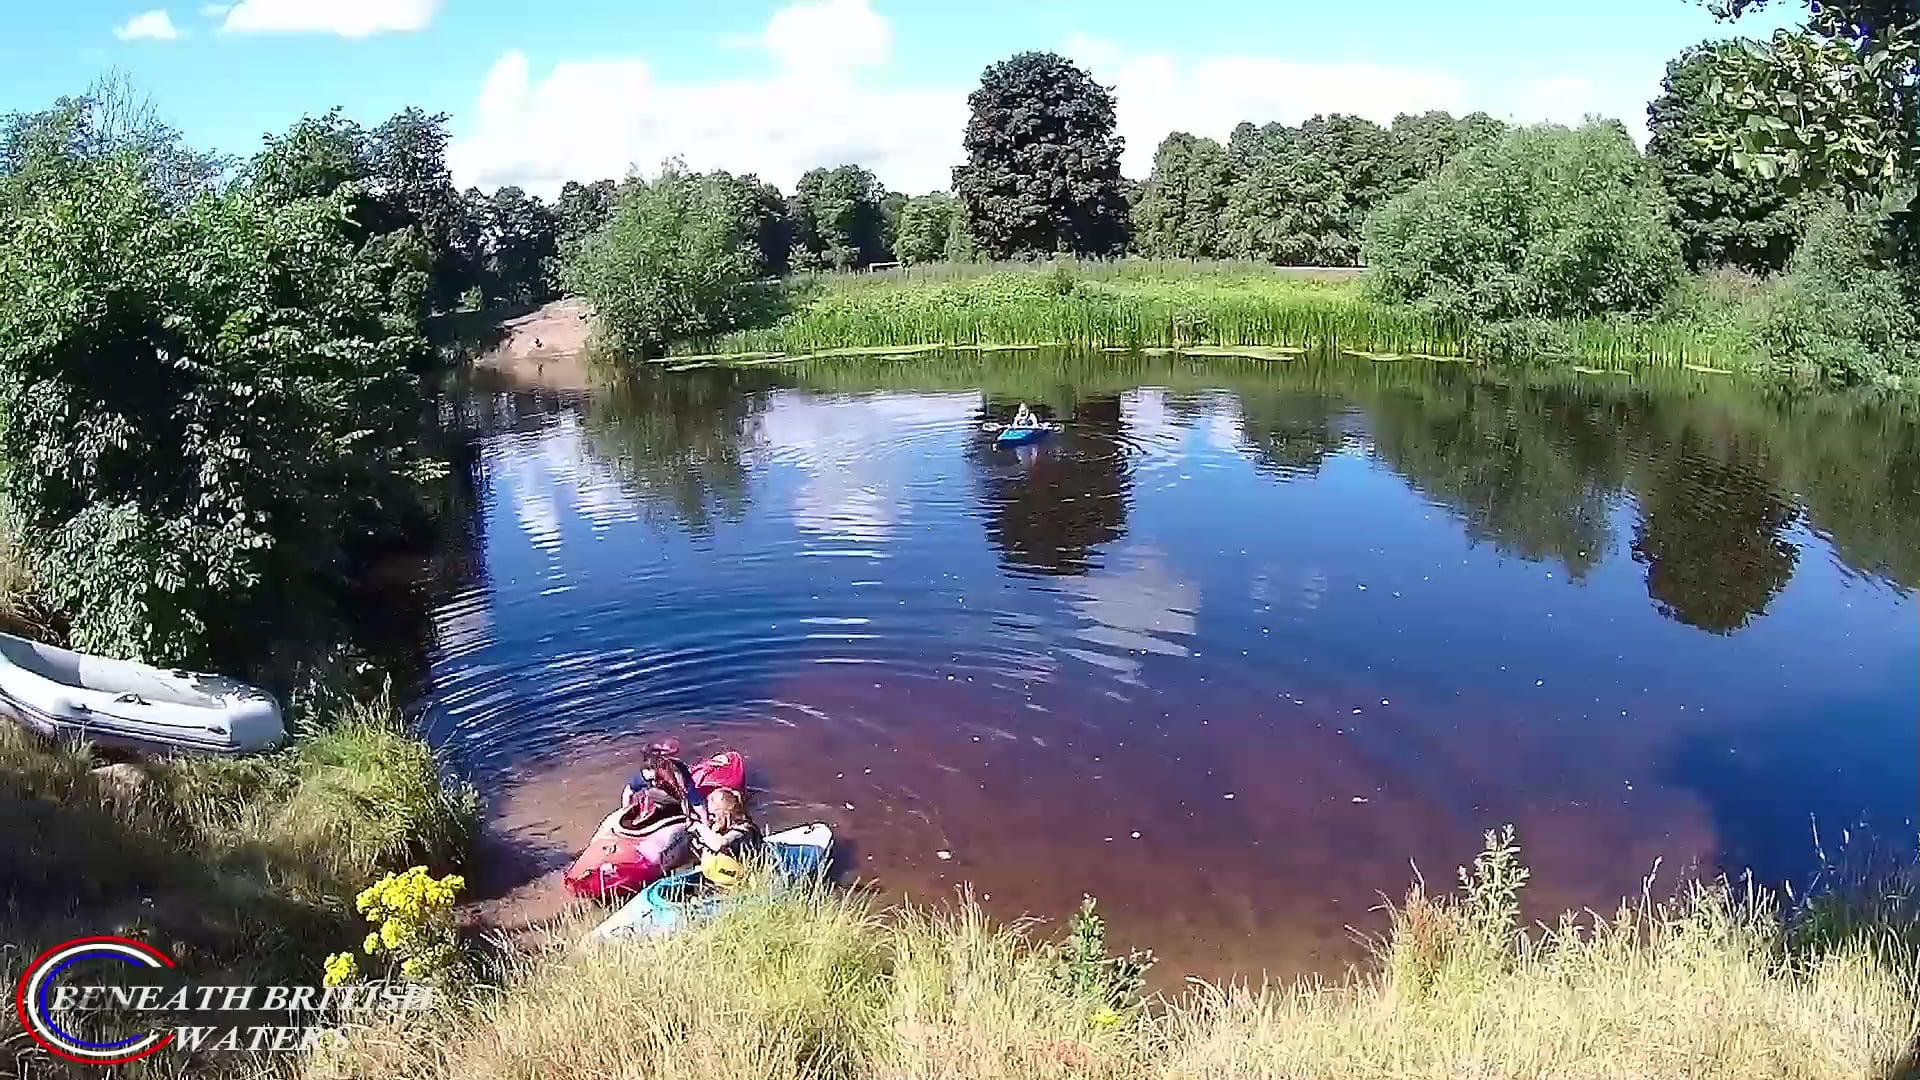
[1131,111,1504,265]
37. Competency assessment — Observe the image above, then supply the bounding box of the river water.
[415,351,1918,979]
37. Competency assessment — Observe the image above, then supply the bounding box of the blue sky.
[3,1,1793,196]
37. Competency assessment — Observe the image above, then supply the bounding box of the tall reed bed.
[692,267,1467,357]
[298,830,1918,1080]
[678,261,1756,370]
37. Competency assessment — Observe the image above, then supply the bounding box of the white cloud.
[758,391,979,545]
[763,0,893,76]
[1065,33,1472,176]
[452,2,1666,198]
[1066,35,1662,168]
[450,2,966,198]
[114,9,182,41]
[221,0,439,38]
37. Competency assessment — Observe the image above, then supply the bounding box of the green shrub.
[563,164,768,359]
[1363,123,1685,322]
[0,154,439,668]
[1758,195,1920,386]
[1471,318,1576,362]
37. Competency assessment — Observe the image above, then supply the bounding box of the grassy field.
[671,260,1761,370]
[0,699,479,1078]
[297,828,1918,1080]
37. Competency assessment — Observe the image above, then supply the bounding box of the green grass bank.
[0,698,479,1078]
[670,261,1772,372]
[299,830,1919,1080]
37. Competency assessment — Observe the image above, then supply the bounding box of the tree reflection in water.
[969,393,1131,576]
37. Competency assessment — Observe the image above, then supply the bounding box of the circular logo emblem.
[14,936,178,1065]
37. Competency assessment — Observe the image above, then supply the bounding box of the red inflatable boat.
[563,750,745,900]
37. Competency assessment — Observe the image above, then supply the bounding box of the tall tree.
[450,186,492,306]
[893,193,958,265]
[879,189,908,260]
[2,73,221,215]
[483,186,560,305]
[952,51,1129,259]
[555,178,619,253]
[736,174,796,277]
[248,109,372,208]
[1131,133,1231,259]
[368,108,466,309]
[1220,122,1352,266]
[1212,115,1408,267]
[789,164,889,270]
[1647,42,1799,273]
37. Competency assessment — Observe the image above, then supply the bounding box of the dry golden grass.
[297,830,1919,1080]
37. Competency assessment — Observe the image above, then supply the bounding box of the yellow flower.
[322,952,359,987]
[1091,1007,1121,1028]
[363,931,383,955]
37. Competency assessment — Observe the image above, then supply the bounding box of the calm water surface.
[419,353,1918,978]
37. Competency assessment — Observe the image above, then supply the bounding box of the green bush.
[893,193,958,265]
[563,164,769,359]
[0,153,439,667]
[1470,318,1576,363]
[1758,195,1920,386]
[1363,123,1685,322]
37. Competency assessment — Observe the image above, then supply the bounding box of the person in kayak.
[1012,402,1038,429]
[692,787,761,859]
[625,747,707,822]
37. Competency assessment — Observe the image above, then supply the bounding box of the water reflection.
[970,394,1131,576]
[1632,442,1799,634]
[583,368,769,536]
[424,352,1919,977]
[1366,380,1623,580]
[1239,391,1350,480]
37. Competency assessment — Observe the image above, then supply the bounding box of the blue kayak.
[996,425,1052,446]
